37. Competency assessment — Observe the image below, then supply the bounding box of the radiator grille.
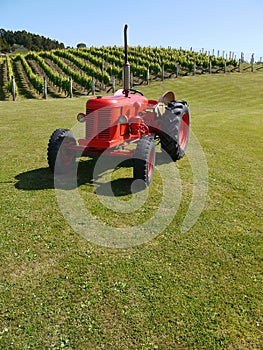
[98,109,111,139]
[86,112,95,140]
[86,109,112,141]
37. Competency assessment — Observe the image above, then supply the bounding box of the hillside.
[0,45,239,101]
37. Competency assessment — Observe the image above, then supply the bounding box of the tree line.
[0,29,65,52]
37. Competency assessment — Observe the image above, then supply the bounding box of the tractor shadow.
[78,157,137,196]
[14,157,97,191]
[15,167,55,190]
[14,157,137,195]
[15,152,171,195]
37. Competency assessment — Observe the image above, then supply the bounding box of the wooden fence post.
[130,71,133,88]
[251,53,254,72]
[224,60,227,73]
[146,68,149,85]
[209,61,212,74]
[176,63,179,78]
[238,59,241,73]
[92,77,95,95]
[111,75,115,93]
[12,75,16,101]
[101,60,104,90]
[161,64,164,81]
[69,77,73,98]
[43,77,47,99]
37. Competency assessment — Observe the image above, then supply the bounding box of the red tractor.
[47,25,190,187]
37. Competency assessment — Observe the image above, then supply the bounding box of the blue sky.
[1,0,262,61]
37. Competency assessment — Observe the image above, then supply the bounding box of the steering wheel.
[129,88,144,96]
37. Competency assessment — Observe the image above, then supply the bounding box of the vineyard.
[0,46,239,100]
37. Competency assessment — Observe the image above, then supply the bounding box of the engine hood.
[86,94,149,113]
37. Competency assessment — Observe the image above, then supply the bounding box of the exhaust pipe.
[123,24,130,97]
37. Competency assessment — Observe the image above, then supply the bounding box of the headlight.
[118,115,128,124]
[77,113,86,122]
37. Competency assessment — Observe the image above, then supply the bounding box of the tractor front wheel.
[47,128,77,174]
[133,136,156,187]
[160,100,190,161]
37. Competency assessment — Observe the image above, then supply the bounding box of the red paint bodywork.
[75,93,159,155]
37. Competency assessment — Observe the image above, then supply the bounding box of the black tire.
[160,100,190,161]
[133,136,156,187]
[47,128,76,174]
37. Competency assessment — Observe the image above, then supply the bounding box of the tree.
[0,36,10,51]
[77,43,86,49]
[0,28,65,51]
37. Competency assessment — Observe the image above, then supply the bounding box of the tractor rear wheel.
[160,100,190,161]
[133,136,156,187]
[47,128,77,174]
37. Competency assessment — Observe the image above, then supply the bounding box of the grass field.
[0,71,262,349]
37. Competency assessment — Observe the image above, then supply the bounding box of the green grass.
[0,72,263,349]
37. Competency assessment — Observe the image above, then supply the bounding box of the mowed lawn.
[0,72,262,349]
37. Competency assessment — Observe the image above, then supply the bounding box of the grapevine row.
[26,52,70,91]
[5,56,15,94]
[53,49,111,85]
[3,45,239,100]
[68,49,122,79]
[14,54,43,93]
[39,51,92,90]
[86,47,148,77]
[92,45,238,72]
